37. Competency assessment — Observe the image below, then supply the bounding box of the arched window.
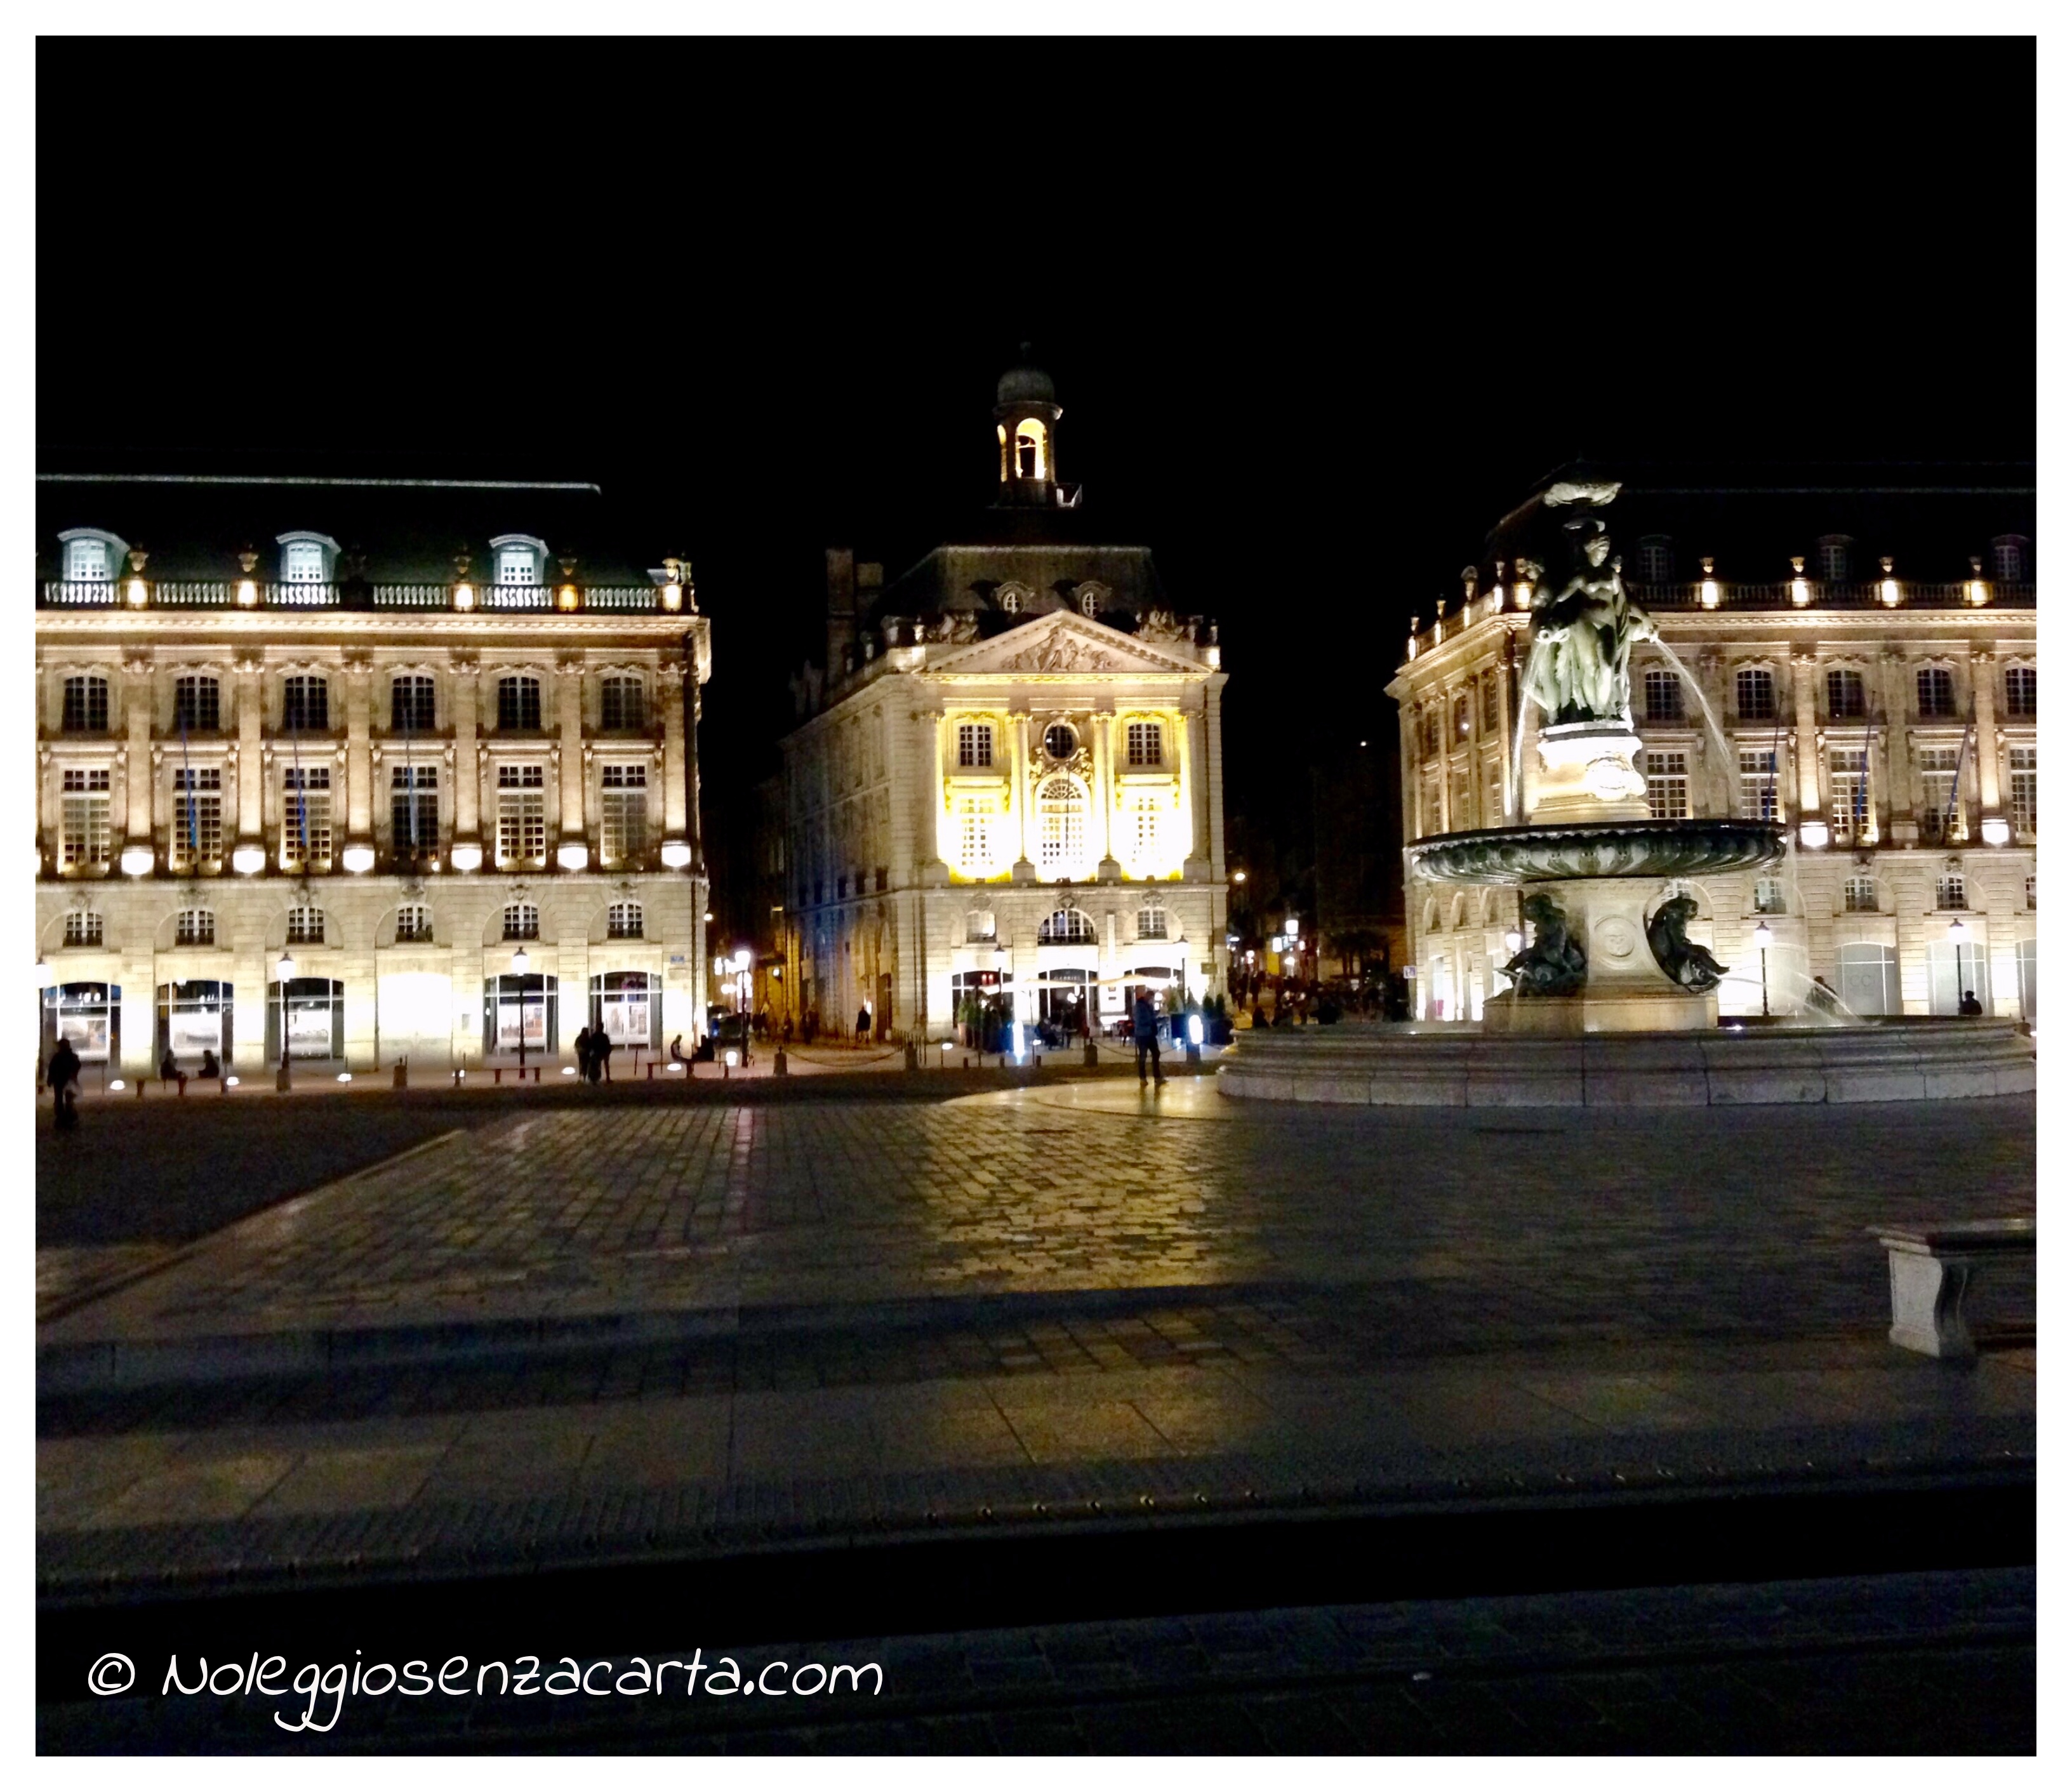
[607,901,644,939]
[63,910,103,947]
[286,905,325,945]
[175,908,215,946]
[1014,420,1047,480]
[62,675,109,733]
[1753,877,1787,916]
[1642,668,1683,724]
[390,674,435,732]
[1843,875,1879,913]
[498,675,543,730]
[1137,905,1168,941]
[1037,775,1086,874]
[1423,898,1439,933]
[965,909,996,943]
[394,903,432,943]
[1039,908,1094,944]
[282,674,328,732]
[63,536,114,583]
[281,539,328,584]
[173,675,220,731]
[503,902,540,940]
[601,674,646,731]
[496,543,541,586]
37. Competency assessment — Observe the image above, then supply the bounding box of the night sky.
[39,41,2035,929]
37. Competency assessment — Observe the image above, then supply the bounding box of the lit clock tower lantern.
[995,348,1064,508]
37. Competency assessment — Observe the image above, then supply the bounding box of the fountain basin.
[1216,1019,2035,1109]
[1406,818,1785,886]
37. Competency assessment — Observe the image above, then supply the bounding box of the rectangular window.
[498,676,542,730]
[66,539,111,583]
[1843,875,1879,913]
[497,763,546,865]
[1644,751,1689,820]
[1827,670,1866,719]
[1936,874,1968,912]
[957,794,995,871]
[1479,675,1499,733]
[1828,749,1868,840]
[170,766,223,866]
[390,764,439,856]
[64,910,103,946]
[1754,877,1787,915]
[2005,667,2036,717]
[390,675,435,732]
[1642,669,1682,724]
[497,547,539,586]
[282,675,328,732]
[62,675,109,733]
[956,722,994,769]
[281,766,333,870]
[1735,667,1776,721]
[175,909,215,946]
[1127,722,1164,767]
[173,676,220,732]
[394,903,432,943]
[1738,749,1779,822]
[1916,667,1956,717]
[1918,747,1962,837]
[601,675,646,731]
[2008,746,2036,834]
[601,763,649,866]
[60,768,111,869]
[1132,793,1164,861]
[286,906,325,945]
[607,902,643,940]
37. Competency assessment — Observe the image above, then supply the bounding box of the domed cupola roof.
[996,361,1056,408]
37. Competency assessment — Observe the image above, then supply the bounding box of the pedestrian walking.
[48,1037,81,1130]
[597,1031,614,1082]
[855,1004,871,1045]
[1132,986,1166,1087]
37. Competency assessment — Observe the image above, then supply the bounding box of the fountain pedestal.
[1527,721,1650,825]
[1485,876,1717,1035]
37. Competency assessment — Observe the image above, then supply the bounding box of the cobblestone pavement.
[41,1091,2036,1341]
[41,1569,2036,1753]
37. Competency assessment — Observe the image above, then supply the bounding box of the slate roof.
[34,474,661,587]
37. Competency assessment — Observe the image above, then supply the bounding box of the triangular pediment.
[925,614,1202,679]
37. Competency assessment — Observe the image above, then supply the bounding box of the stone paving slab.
[38,1568,2037,1753]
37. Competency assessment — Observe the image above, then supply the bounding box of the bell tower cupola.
[993,347,1063,508]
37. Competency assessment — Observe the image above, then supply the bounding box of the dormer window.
[276,533,338,585]
[1992,535,2031,583]
[1635,536,1674,582]
[1816,535,1853,583]
[493,539,543,586]
[64,538,112,583]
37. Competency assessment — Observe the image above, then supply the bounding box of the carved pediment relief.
[929,617,1200,679]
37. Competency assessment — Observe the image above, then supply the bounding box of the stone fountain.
[1219,483,2034,1106]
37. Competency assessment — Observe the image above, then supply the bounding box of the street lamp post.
[1752,920,1774,1018]
[276,948,296,1089]
[35,954,51,1087]
[511,944,531,1077]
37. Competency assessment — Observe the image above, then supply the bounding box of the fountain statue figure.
[1521,515,1659,724]
[1500,894,1588,996]
[1645,894,1729,992]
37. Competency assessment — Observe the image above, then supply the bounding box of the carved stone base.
[1531,722,1650,825]
[1488,875,1718,1036]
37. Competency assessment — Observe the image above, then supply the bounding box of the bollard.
[138,1078,147,1099]
[903,1042,919,1071]
[533,1066,541,1084]
[1083,1040,1099,1067]
[647,1061,656,1080]
[394,1059,408,1090]
[493,1067,503,1085]
[774,1049,788,1076]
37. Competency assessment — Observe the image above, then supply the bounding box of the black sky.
[38,39,2036,921]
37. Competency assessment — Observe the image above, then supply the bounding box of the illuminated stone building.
[1388,474,2036,1023]
[35,475,711,1080]
[774,361,1229,1040]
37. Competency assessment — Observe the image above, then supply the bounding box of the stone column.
[1398,698,1421,841]
[452,658,480,846]
[235,658,264,841]
[918,708,948,882]
[557,656,586,852]
[1494,645,1516,823]
[1792,653,1821,824]
[1204,680,1226,878]
[1696,648,1730,815]
[344,658,373,840]
[1183,700,1211,877]
[1009,708,1035,881]
[1092,709,1118,877]
[1971,648,2002,814]
[661,661,688,838]
[1880,650,1914,844]
[1435,691,1454,833]
[123,658,154,853]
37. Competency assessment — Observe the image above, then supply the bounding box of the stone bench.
[1871,1219,2036,1360]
